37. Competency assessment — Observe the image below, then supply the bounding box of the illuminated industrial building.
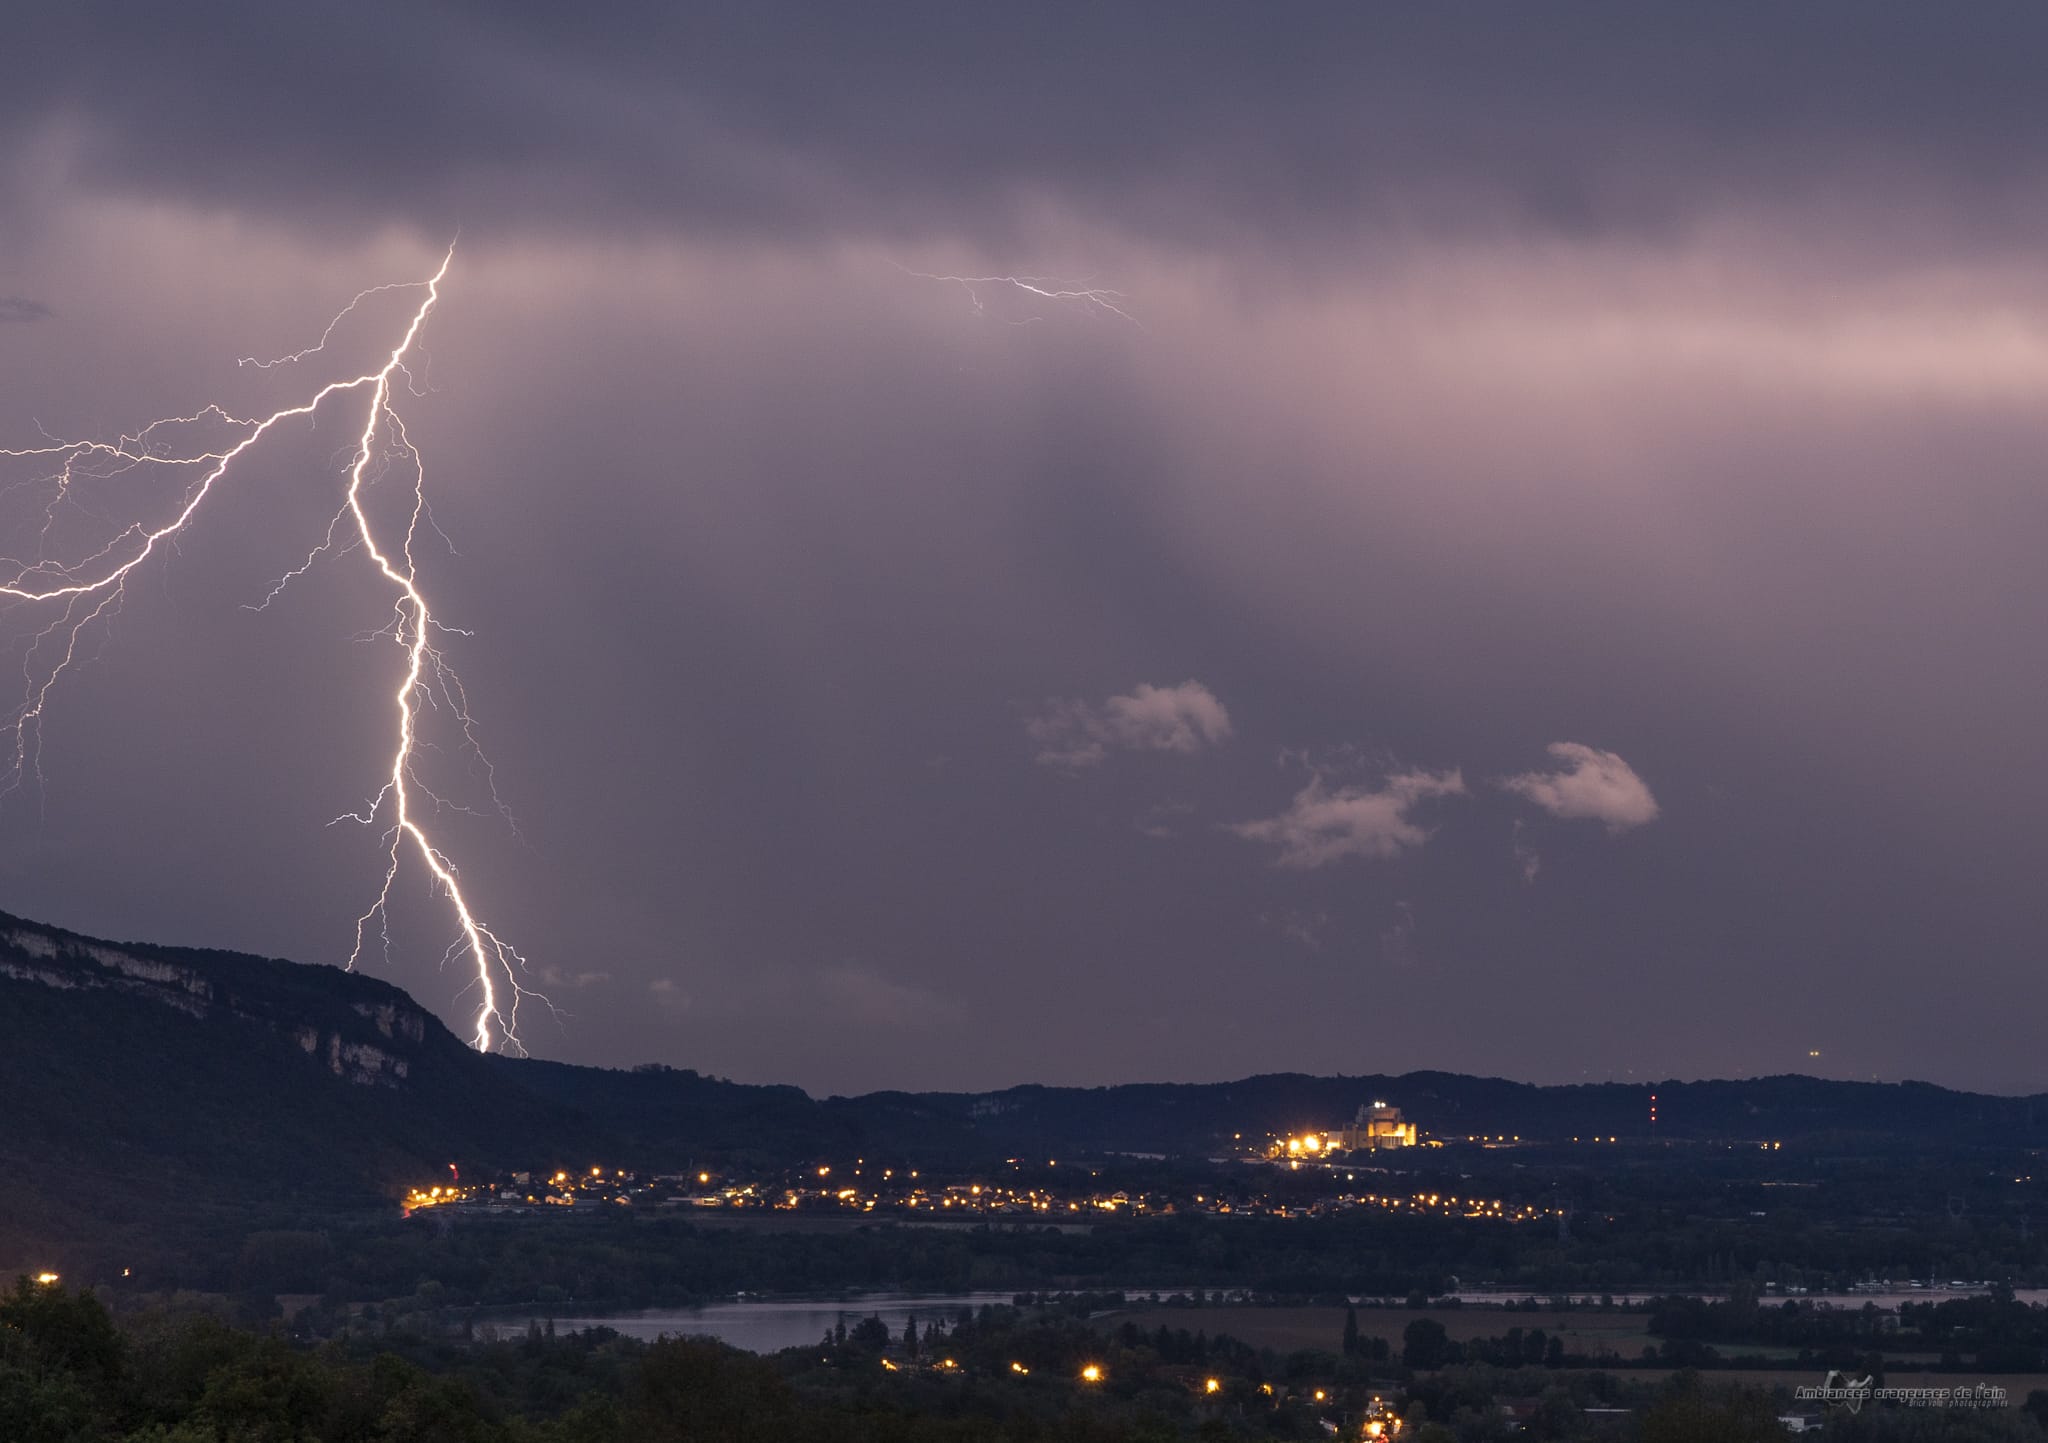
[1338,1102,1417,1151]
[1271,1101,1418,1159]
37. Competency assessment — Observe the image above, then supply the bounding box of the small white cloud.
[1028,680,1233,768]
[1027,699,1111,767]
[1512,819,1542,883]
[1232,768,1467,868]
[1502,742,1659,832]
[647,977,692,1011]
[1102,682,1233,753]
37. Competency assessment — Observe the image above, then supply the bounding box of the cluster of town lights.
[394,1102,1574,1231]
[398,1157,1558,1226]
[870,1350,1403,1430]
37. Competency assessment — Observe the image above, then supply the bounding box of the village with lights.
[398,1101,1561,1229]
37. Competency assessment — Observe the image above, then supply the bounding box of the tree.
[1343,1305,1361,1357]
[0,1277,123,1389]
[2024,1389,2048,1430]
[1641,1371,1783,1443]
[903,1314,919,1360]
[1402,1317,1451,1371]
[187,1337,332,1442]
[1531,1385,1582,1440]
[625,1338,794,1443]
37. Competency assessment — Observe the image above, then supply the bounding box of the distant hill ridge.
[4,906,2045,1270]
[0,911,444,1087]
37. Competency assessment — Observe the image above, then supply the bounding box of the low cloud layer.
[1028,681,1232,769]
[1233,768,1467,869]
[1503,743,1660,833]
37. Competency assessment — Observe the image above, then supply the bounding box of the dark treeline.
[12,1280,2048,1443]
[1643,1287,2048,1372]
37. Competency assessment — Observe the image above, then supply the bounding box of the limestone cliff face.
[0,916,440,1087]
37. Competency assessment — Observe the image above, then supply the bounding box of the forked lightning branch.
[0,249,546,1054]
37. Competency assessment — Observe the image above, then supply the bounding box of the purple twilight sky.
[2,4,2046,1094]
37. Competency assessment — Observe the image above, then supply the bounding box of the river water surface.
[500,1292,1027,1355]
[505,1283,2048,1355]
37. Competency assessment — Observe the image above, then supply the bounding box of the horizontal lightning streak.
[893,263,1141,326]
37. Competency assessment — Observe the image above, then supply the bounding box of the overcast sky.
[3,4,2046,1095]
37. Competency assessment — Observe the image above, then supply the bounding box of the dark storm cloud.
[0,298,50,324]
[11,4,2048,252]
[5,5,2048,1098]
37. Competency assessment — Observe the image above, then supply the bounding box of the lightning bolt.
[894,264,1140,326]
[0,246,545,1053]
